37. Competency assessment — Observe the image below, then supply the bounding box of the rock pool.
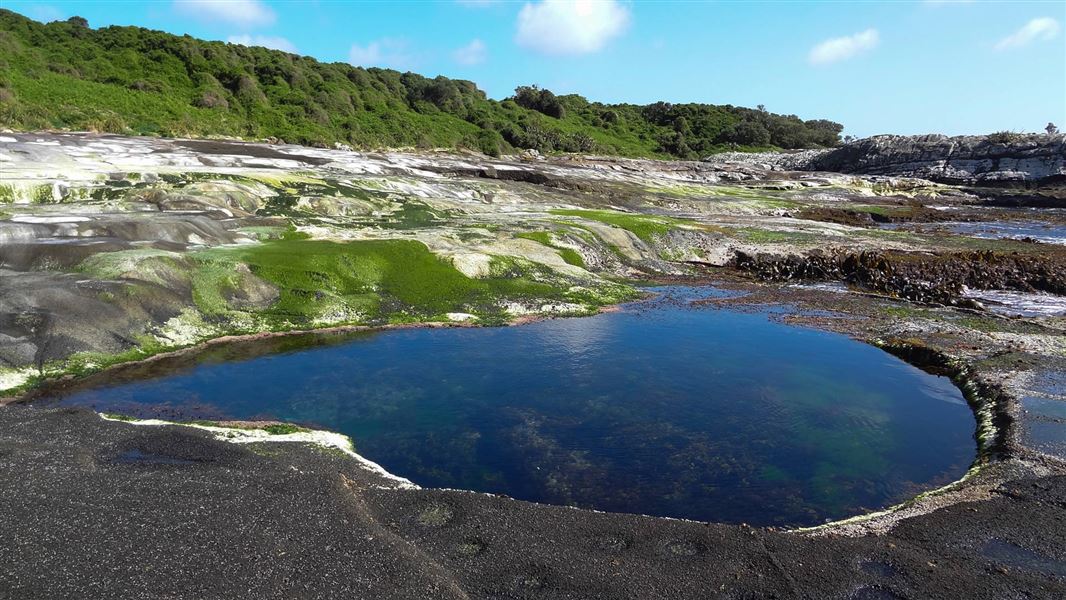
[40,287,975,526]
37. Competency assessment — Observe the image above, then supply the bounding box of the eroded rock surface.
[808,134,1066,186]
[1,132,1064,391]
[703,134,1066,188]
[1,132,1065,599]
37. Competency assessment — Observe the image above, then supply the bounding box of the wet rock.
[101,430,247,468]
[733,248,1066,305]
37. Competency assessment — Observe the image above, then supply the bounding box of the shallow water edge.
[12,284,1008,532]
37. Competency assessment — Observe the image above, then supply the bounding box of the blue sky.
[7,1,1065,137]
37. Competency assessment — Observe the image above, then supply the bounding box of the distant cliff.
[806,134,1066,186]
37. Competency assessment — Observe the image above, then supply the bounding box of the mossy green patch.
[515,231,552,246]
[188,255,244,315]
[379,201,446,230]
[191,239,632,325]
[31,184,53,204]
[263,423,310,435]
[76,249,184,286]
[62,336,173,380]
[515,231,586,268]
[550,209,684,242]
[235,225,288,240]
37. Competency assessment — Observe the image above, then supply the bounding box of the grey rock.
[701,149,830,171]
[808,133,1066,185]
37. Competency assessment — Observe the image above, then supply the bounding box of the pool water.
[43,287,975,526]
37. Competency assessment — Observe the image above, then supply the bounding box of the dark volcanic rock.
[733,249,1066,305]
[807,134,1066,186]
[1,406,1064,600]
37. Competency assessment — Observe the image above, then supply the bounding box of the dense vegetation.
[0,10,843,158]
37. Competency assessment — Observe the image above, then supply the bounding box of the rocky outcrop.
[700,149,830,171]
[806,134,1066,186]
[733,249,1066,305]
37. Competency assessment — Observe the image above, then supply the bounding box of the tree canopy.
[0,10,843,158]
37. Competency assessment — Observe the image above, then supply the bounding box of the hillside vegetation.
[0,10,843,158]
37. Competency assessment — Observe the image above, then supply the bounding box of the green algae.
[516,231,553,245]
[76,249,184,286]
[262,423,310,435]
[377,201,446,230]
[60,336,173,381]
[31,184,53,204]
[550,209,681,242]
[190,239,632,325]
[188,256,245,316]
[234,225,288,240]
[0,182,62,204]
[25,237,635,395]
[515,231,587,267]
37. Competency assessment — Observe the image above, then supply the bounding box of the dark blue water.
[44,287,975,526]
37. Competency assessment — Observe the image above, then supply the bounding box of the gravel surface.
[2,406,1064,599]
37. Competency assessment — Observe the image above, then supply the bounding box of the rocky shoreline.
[1,132,1064,598]
[1,280,1063,599]
[808,134,1066,187]
[703,132,1066,188]
[732,248,1066,305]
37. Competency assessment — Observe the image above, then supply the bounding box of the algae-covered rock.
[1,132,1063,386]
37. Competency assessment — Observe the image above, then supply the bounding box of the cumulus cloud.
[808,28,879,65]
[227,34,297,53]
[173,1,275,28]
[994,17,1060,50]
[515,0,631,56]
[349,39,415,70]
[452,39,488,65]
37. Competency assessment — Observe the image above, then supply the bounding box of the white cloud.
[349,39,415,70]
[173,1,275,28]
[808,28,879,65]
[515,0,631,56]
[227,34,297,53]
[452,39,487,65]
[994,17,1060,50]
[24,4,65,22]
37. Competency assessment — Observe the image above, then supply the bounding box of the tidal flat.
[1,133,1064,598]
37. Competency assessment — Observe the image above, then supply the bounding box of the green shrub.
[0,9,843,157]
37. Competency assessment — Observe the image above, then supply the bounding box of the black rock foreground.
[1,406,1064,600]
